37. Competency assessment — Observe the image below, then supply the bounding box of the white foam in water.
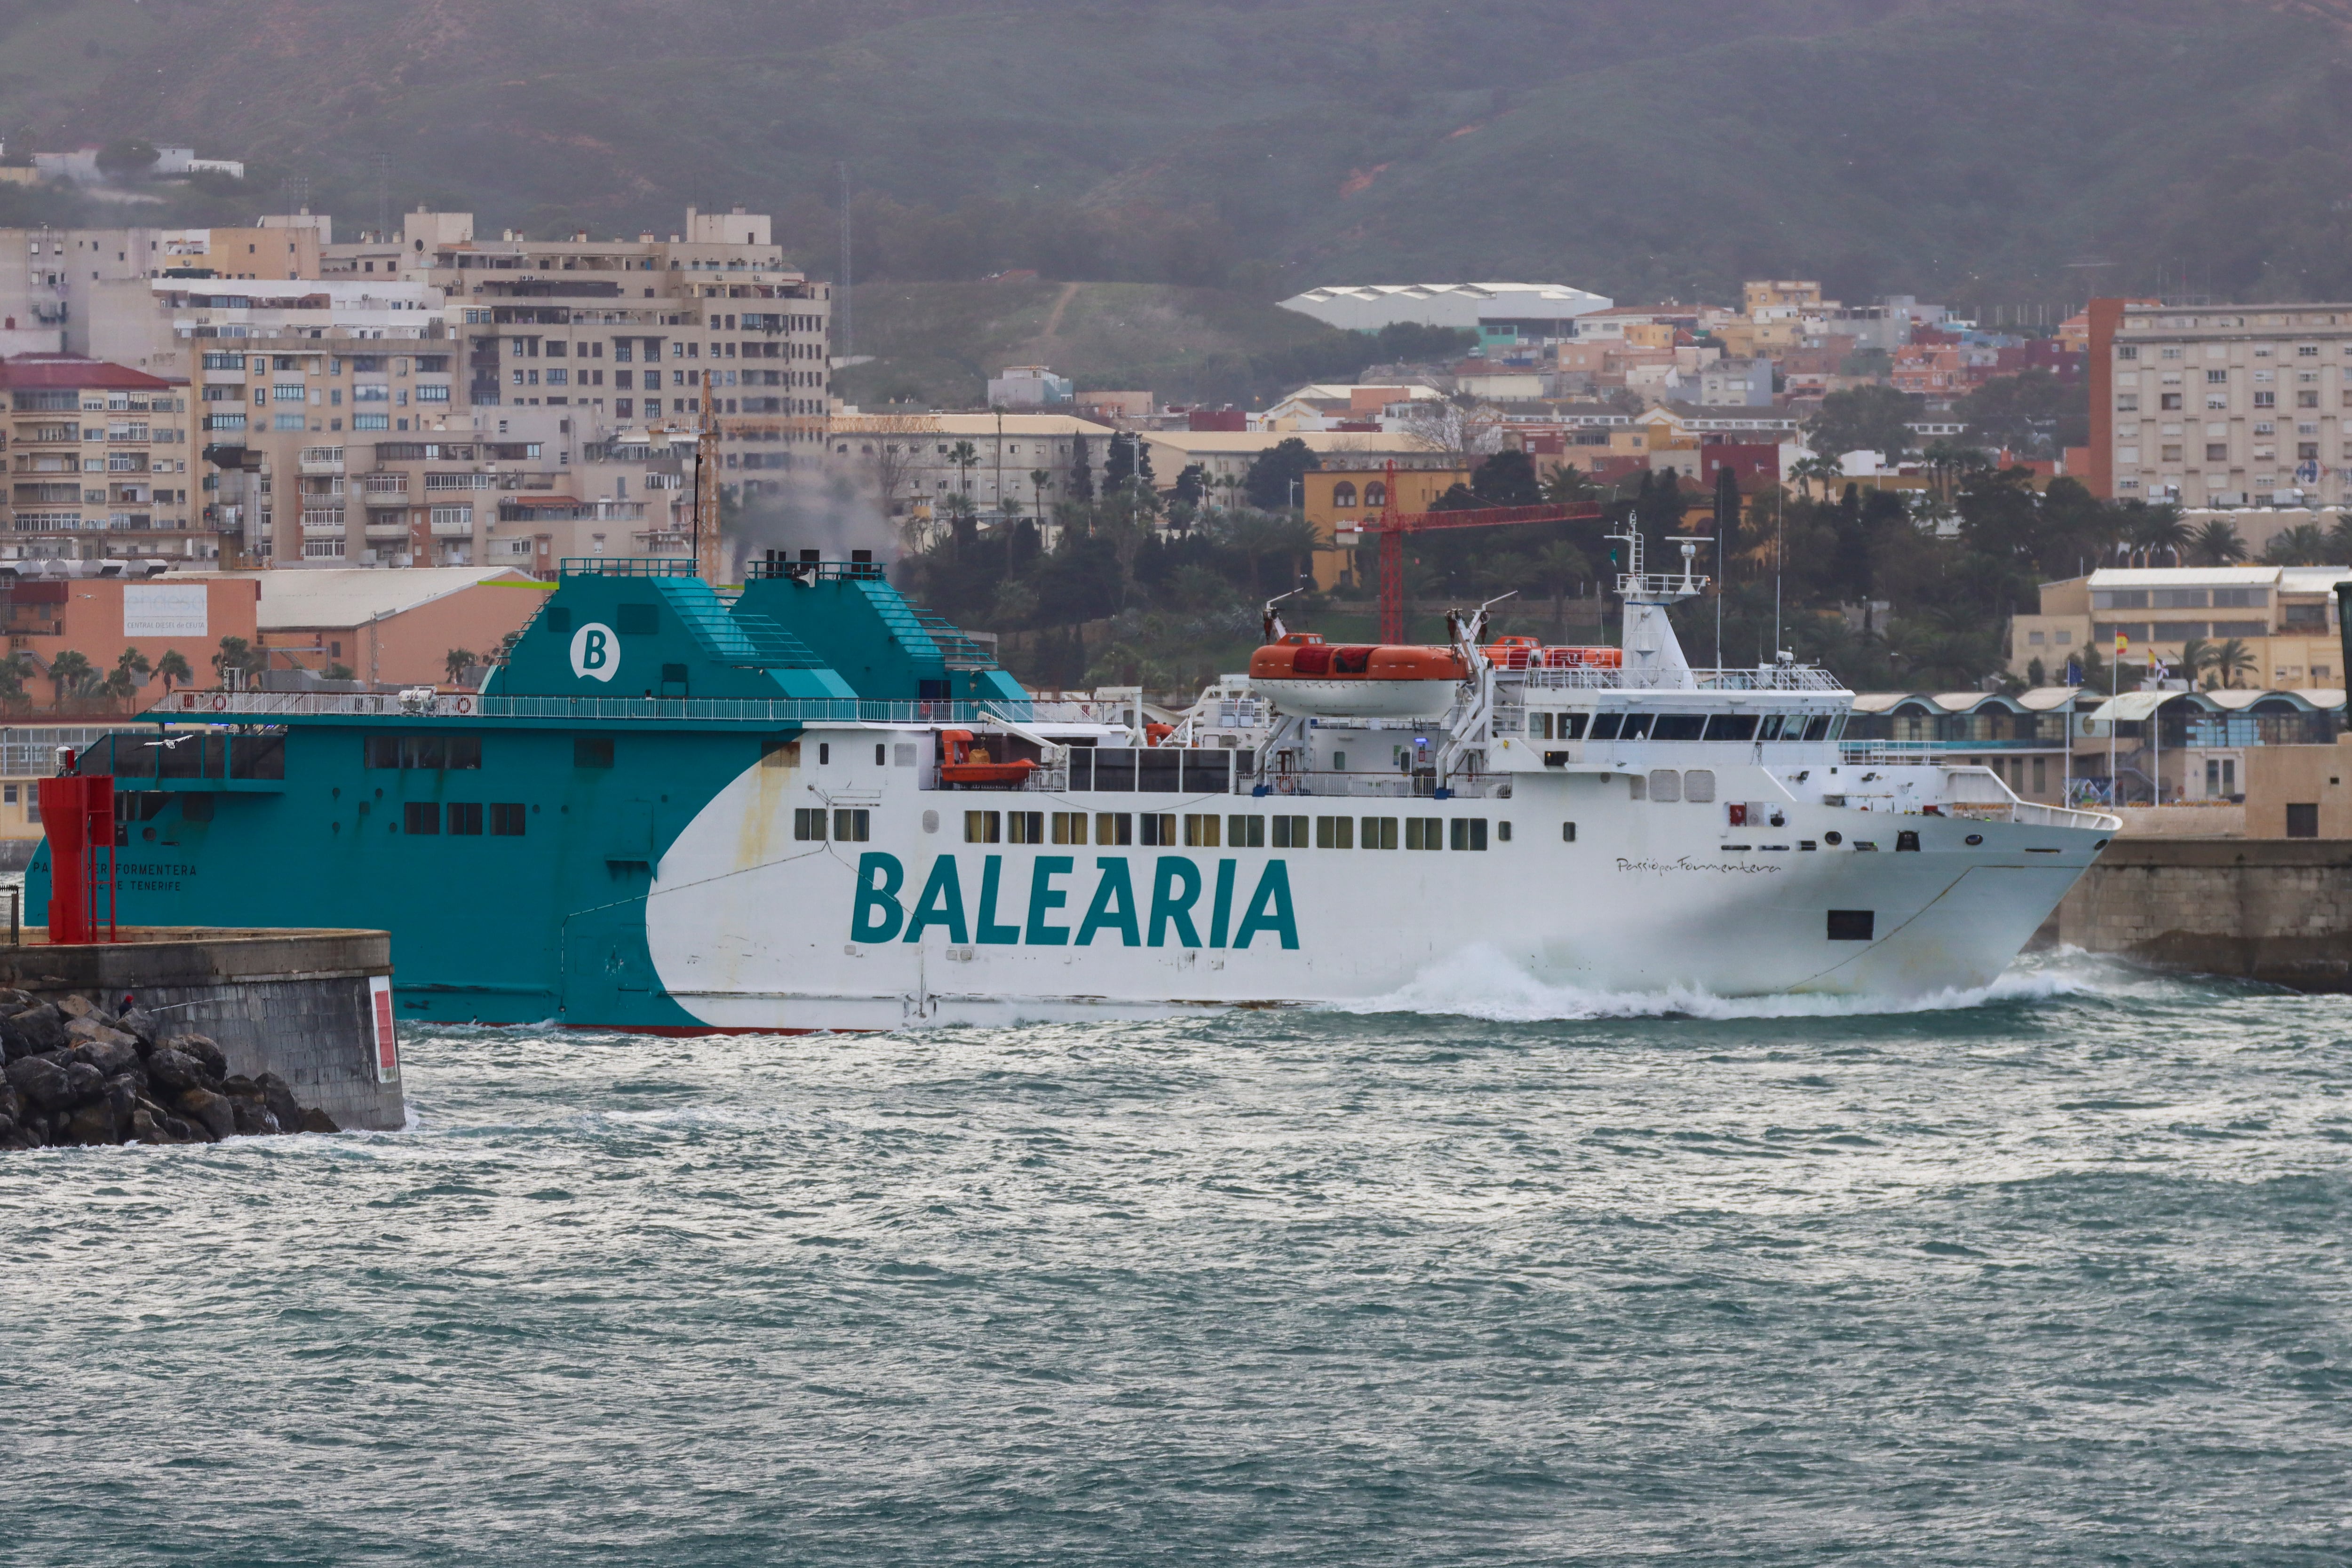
[1323,942,2199,1023]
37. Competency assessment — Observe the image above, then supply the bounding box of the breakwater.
[0,928,403,1128]
[0,989,337,1148]
[2057,838,2352,989]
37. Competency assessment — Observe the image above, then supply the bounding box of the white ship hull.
[643,750,2108,1031]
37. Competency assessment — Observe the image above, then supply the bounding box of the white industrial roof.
[253,566,541,630]
[2085,567,2284,588]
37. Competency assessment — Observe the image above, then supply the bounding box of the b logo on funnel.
[570,622,619,682]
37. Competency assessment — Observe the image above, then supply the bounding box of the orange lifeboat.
[1248,633,1467,718]
[1483,635,1543,670]
[936,728,1037,788]
[1540,645,1622,670]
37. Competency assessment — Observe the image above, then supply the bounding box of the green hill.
[4,0,2352,305]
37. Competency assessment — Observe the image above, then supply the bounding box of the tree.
[325,663,357,681]
[1788,453,1842,500]
[1540,464,1594,507]
[2123,504,2190,567]
[445,648,479,685]
[2262,522,2332,566]
[2177,635,2216,688]
[1804,384,1924,465]
[946,439,981,502]
[2190,517,2247,565]
[96,139,160,179]
[0,652,30,707]
[212,635,263,685]
[1398,396,1504,470]
[2209,638,2257,689]
[1067,432,1095,504]
[2026,656,2047,687]
[99,647,151,704]
[1029,467,1053,521]
[47,650,95,706]
[1955,368,2089,457]
[1243,437,1319,510]
[153,648,193,694]
[1470,449,1539,507]
[1102,432,1155,496]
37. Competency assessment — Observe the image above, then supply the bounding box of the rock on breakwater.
[0,990,339,1149]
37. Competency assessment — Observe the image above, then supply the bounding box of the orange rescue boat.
[1248,633,1467,718]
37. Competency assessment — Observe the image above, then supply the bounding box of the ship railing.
[1247,769,1508,800]
[1519,665,1846,693]
[1944,799,2123,832]
[162,689,1110,727]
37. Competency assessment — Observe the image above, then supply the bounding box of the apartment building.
[830,412,1116,541]
[4,205,829,572]
[2011,566,2350,689]
[2089,299,2352,507]
[0,354,199,559]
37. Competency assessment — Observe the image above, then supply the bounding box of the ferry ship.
[26,533,2119,1031]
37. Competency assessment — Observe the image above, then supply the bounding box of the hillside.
[2,1,2351,304]
[834,280,1380,409]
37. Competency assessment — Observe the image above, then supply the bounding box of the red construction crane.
[1339,462,1604,644]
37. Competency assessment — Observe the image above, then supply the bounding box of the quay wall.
[0,928,401,1129]
[2056,840,2352,990]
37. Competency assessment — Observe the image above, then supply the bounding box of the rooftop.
[248,566,542,630]
[0,354,177,392]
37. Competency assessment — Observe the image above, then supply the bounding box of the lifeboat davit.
[1248,633,1466,718]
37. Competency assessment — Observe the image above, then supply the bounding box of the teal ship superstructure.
[28,558,1040,1031]
[30,550,2121,1027]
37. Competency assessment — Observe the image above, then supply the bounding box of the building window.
[2161,445,2183,462]
[2161,393,2183,410]
[2255,391,2276,408]
[2206,443,2229,462]
[1331,481,1358,507]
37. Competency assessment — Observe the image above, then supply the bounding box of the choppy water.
[5,952,2352,1565]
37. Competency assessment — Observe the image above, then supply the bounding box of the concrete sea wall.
[2057,840,2352,990]
[0,928,401,1129]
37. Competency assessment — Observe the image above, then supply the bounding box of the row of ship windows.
[1531,712,1844,742]
[945,810,1504,851]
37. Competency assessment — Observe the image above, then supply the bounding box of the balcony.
[11,483,81,506]
[297,446,345,475]
[362,473,409,496]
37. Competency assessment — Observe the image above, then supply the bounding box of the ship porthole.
[1964,833,1983,846]
[922,810,939,834]
[1824,831,1842,846]
[2094,839,2110,849]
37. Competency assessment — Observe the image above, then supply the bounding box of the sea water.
[4,952,2350,1565]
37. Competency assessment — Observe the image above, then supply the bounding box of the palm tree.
[2262,522,2332,566]
[2177,635,2217,689]
[2189,518,2247,565]
[1540,464,1595,507]
[2210,637,2257,689]
[1216,473,1244,515]
[1789,454,1840,501]
[100,647,151,705]
[0,651,32,707]
[153,648,193,694]
[1029,468,1052,523]
[2130,506,2191,567]
[47,649,95,707]
[946,439,981,505]
[444,648,478,686]
[2328,512,2352,564]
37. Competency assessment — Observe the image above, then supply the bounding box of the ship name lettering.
[853,852,1297,950]
[1614,856,1782,877]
